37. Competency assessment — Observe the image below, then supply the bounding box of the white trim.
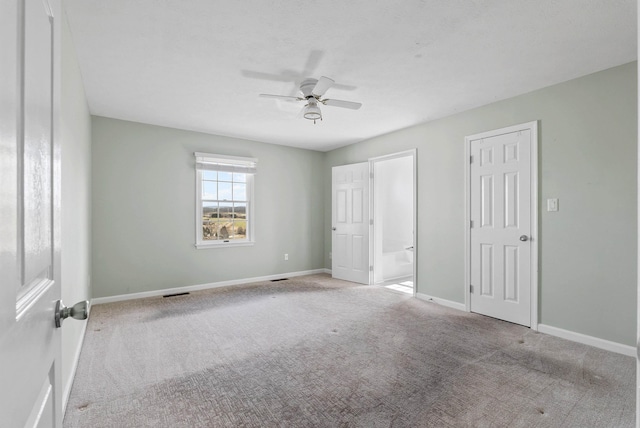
[368,149,418,297]
[91,269,328,305]
[637,4,640,420]
[538,324,635,357]
[195,241,255,249]
[62,319,88,417]
[415,293,466,312]
[195,158,255,248]
[194,152,258,165]
[464,121,539,330]
[368,149,418,162]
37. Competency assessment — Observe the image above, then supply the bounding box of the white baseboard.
[62,319,88,417]
[537,324,635,357]
[91,269,328,305]
[415,292,466,312]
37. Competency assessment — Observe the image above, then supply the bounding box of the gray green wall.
[61,11,92,407]
[324,62,638,346]
[91,117,325,298]
[91,62,637,348]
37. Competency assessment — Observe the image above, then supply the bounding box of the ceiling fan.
[259,76,362,124]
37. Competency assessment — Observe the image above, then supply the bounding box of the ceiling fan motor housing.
[300,78,319,98]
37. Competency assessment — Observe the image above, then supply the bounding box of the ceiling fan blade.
[332,82,357,91]
[312,76,335,97]
[322,99,362,110]
[259,94,303,102]
[301,50,324,77]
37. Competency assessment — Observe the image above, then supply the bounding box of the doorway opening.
[370,150,417,295]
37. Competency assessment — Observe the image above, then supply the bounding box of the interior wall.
[324,62,638,346]
[91,117,325,298]
[61,10,92,406]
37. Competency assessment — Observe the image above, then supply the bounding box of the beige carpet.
[64,274,635,427]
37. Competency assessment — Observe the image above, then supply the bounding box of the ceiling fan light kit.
[259,76,361,124]
[303,102,322,123]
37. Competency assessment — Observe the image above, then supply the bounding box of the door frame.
[368,149,418,295]
[464,121,539,330]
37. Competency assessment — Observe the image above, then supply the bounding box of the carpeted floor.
[64,274,635,427]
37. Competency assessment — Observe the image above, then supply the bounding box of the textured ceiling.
[64,0,636,151]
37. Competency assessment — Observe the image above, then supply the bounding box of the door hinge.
[470,284,474,293]
[370,219,374,225]
[470,220,473,228]
[369,266,374,272]
[370,172,374,179]
[470,155,473,164]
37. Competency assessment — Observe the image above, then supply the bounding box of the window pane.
[203,202,217,216]
[234,203,246,219]
[233,203,247,239]
[233,183,246,201]
[233,173,246,183]
[202,181,217,199]
[212,202,227,240]
[202,203,218,241]
[219,202,233,219]
[218,182,232,201]
[218,171,232,182]
[203,170,216,181]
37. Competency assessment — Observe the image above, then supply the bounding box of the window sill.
[195,241,255,249]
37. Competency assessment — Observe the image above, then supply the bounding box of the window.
[195,152,256,248]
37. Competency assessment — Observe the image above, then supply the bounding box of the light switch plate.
[547,198,559,212]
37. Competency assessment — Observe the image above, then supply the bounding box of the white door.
[332,163,370,284]
[0,0,63,426]
[469,125,535,327]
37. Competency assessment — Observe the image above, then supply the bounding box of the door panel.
[480,175,494,227]
[30,375,54,428]
[332,163,369,284]
[480,244,493,296]
[504,245,519,301]
[23,0,54,293]
[470,128,532,326]
[0,0,62,426]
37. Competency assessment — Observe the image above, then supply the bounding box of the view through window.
[202,170,247,241]
[195,153,256,247]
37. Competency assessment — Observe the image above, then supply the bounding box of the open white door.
[332,162,370,284]
[467,122,538,327]
[0,0,64,426]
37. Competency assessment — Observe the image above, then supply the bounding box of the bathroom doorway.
[370,150,416,295]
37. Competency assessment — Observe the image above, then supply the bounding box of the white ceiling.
[64,0,636,152]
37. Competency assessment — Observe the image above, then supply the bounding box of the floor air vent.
[162,292,190,298]
[270,278,289,282]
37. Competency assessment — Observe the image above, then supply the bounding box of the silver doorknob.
[332,227,336,231]
[55,300,89,328]
[519,235,529,242]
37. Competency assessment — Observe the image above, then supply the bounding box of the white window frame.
[195,152,256,249]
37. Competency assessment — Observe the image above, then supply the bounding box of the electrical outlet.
[284,254,288,261]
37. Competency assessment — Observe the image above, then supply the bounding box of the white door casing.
[332,163,370,284]
[0,0,62,426]
[465,122,538,328]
